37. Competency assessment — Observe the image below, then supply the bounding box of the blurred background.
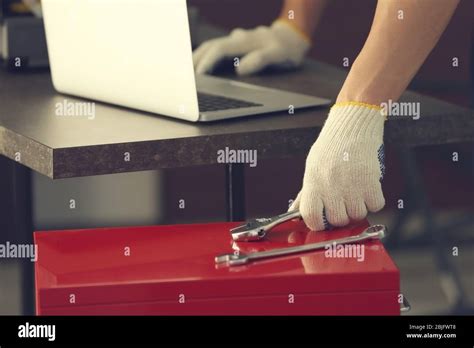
[0,0,473,315]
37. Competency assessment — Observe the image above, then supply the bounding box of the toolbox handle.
[400,294,411,313]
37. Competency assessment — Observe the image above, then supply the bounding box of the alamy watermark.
[18,322,55,342]
[55,99,96,120]
[324,242,365,262]
[217,147,257,167]
[381,99,420,120]
[0,242,37,262]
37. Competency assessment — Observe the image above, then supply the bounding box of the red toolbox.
[34,219,401,315]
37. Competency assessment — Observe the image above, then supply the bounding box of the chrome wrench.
[216,224,386,266]
[230,210,302,242]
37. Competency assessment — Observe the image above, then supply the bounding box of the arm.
[337,0,460,104]
[278,0,328,41]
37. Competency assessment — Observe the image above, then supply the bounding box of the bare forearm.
[279,0,328,40]
[337,0,460,105]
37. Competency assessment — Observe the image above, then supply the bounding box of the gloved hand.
[193,19,311,76]
[22,0,42,17]
[289,102,386,231]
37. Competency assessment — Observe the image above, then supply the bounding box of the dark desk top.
[0,59,473,179]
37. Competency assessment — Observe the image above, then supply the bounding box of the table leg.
[384,147,435,248]
[4,158,34,315]
[225,163,245,222]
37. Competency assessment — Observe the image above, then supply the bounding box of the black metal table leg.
[13,162,34,315]
[1,156,35,315]
[225,163,245,222]
[384,146,436,248]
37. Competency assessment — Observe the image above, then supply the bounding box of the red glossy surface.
[34,219,400,315]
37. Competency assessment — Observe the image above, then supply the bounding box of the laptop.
[42,0,330,122]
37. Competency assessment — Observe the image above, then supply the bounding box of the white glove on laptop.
[289,102,386,231]
[193,19,311,76]
[23,0,43,17]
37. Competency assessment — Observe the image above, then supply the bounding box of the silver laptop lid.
[42,0,200,121]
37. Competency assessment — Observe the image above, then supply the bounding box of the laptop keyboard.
[197,93,263,112]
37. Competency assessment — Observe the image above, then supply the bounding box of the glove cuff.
[325,102,385,140]
[272,19,312,48]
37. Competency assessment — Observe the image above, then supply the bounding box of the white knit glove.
[289,103,386,231]
[193,19,311,76]
[23,0,43,17]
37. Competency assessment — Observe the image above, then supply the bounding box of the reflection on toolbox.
[34,218,405,315]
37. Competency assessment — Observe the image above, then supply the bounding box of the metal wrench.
[230,210,302,242]
[216,224,386,266]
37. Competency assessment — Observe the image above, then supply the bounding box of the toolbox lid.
[34,220,399,308]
